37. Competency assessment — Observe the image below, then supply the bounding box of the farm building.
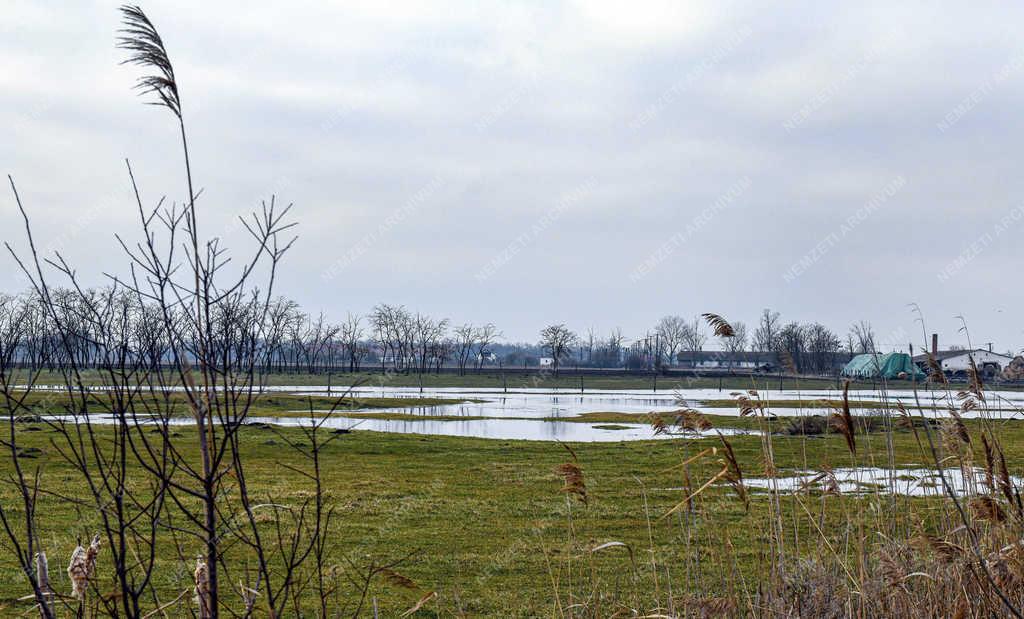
[841,352,924,380]
[675,351,778,370]
[912,349,1013,378]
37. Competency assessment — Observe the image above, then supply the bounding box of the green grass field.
[0,410,1005,616]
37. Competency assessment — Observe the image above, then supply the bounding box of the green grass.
[0,414,1013,615]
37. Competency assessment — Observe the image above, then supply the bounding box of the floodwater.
[20,383,1024,441]
[256,416,758,442]
[276,385,1024,420]
[741,466,1021,497]
[42,412,758,443]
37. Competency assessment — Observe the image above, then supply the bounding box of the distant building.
[675,351,778,371]
[912,349,1012,377]
[842,352,924,380]
[539,357,554,367]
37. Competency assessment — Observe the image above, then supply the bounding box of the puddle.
[741,467,1018,497]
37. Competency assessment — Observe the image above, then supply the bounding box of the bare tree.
[753,308,781,352]
[850,320,876,354]
[654,316,687,366]
[721,321,749,370]
[299,312,340,373]
[807,323,843,373]
[340,313,366,372]
[453,323,476,375]
[539,324,577,377]
[263,296,300,372]
[680,317,707,353]
[775,322,805,372]
[604,328,625,368]
[474,323,501,369]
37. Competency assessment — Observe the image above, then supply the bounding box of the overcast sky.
[3,1,1024,351]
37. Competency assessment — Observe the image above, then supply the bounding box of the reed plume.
[829,380,856,455]
[117,5,181,117]
[701,313,735,337]
[555,463,588,505]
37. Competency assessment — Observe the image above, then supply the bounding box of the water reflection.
[41,413,758,442]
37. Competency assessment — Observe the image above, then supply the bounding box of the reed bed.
[539,316,1024,618]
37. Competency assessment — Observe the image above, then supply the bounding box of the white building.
[913,349,1012,377]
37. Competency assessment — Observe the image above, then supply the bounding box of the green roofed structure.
[841,353,925,380]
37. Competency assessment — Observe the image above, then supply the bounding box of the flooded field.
[23,383,1024,441]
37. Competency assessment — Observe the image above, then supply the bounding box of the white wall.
[941,351,1010,372]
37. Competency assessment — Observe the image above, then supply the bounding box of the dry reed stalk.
[661,466,729,521]
[662,447,717,473]
[941,408,972,448]
[981,434,997,494]
[717,433,748,510]
[923,352,947,386]
[400,591,437,617]
[828,380,856,455]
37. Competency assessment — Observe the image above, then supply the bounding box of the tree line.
[0,288,881,377]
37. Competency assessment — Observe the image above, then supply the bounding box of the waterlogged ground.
[23,382,1024,441]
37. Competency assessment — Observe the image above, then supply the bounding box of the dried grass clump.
[763,558,848,618]
[68,535,100,600]
[759,522,1024,618]
[971,496,1007,523]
